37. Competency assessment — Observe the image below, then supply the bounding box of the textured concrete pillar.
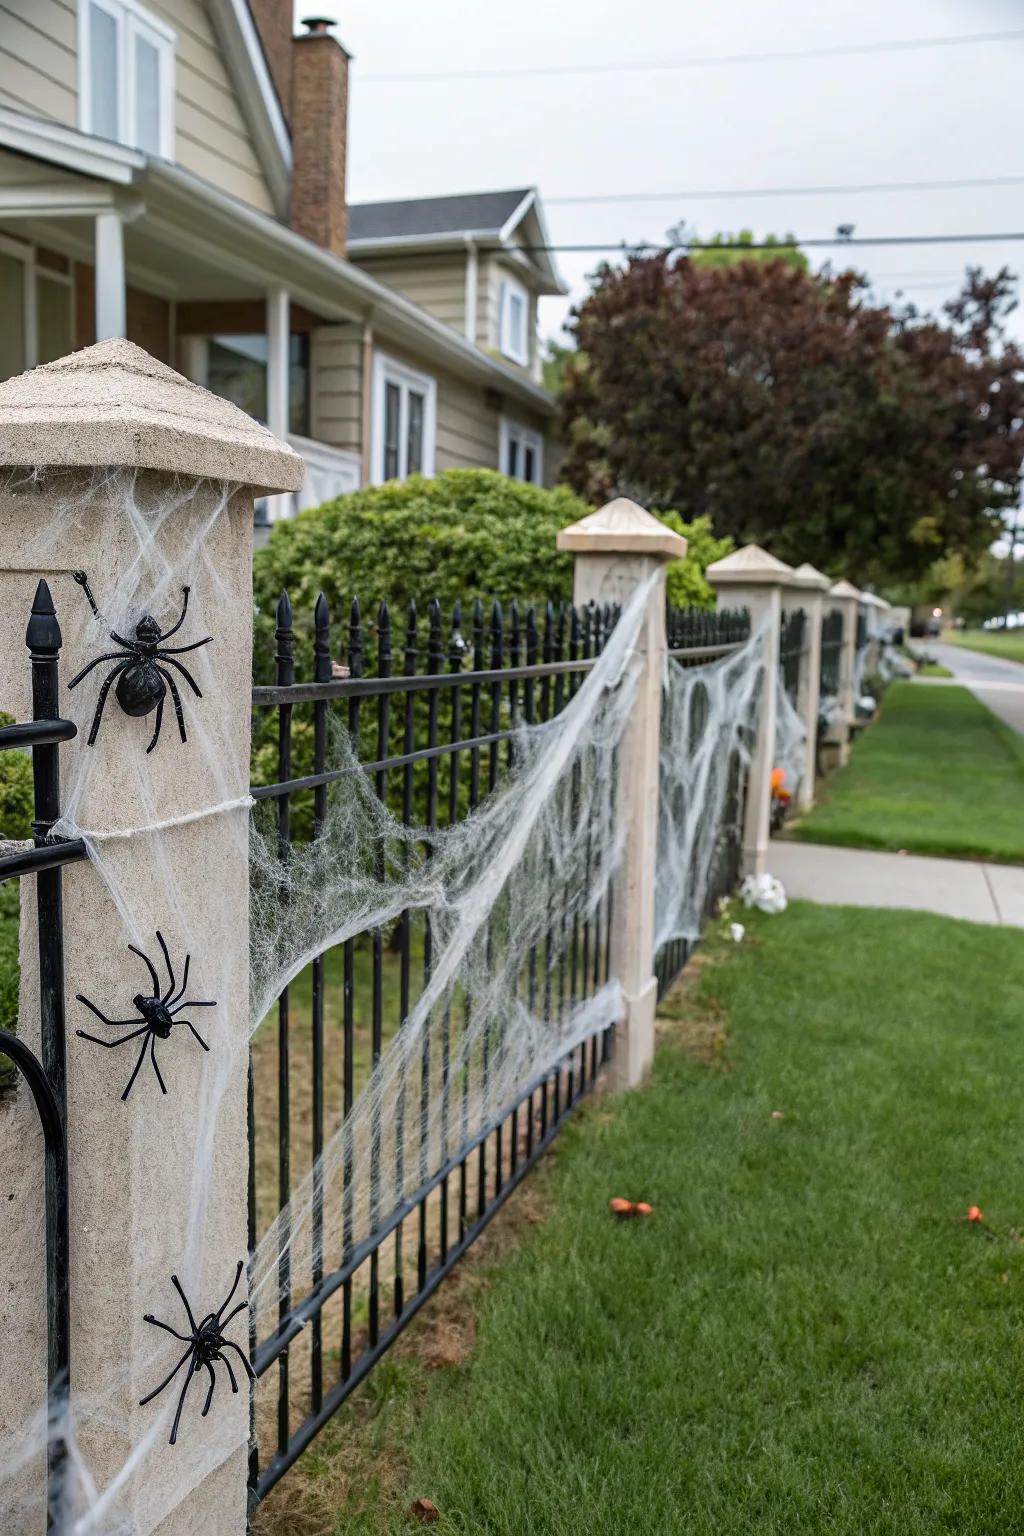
[0,341,302,1533]
[557,499,686,1090]
[707,544,795,875]
[789,563,832,813]
[829,579,862,767]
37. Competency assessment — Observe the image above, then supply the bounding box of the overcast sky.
[293,0,1024,348]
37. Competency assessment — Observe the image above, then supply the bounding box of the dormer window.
[79,0,175,157]
[498,273,530,366]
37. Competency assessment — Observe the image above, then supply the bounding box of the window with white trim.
[372,354,437,484]
[78,0,175,157]
[497,273,530,365]
[500,418,544,486]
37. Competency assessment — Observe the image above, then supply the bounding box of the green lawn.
[792,682,1024,862]
[276,904,1024,1535]
[945,629,1024,666]
[916,661,952,678]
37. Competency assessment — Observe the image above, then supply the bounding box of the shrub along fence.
[0,342,892,1535]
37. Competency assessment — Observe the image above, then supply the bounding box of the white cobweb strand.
[247,575,655,1323]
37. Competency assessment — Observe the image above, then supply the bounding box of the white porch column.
[557,498,686,1090]
[265,286,291,523]
[829,579,862,766]
[789,563,832,813]
[94,210,127,341]
[707,544,795,876]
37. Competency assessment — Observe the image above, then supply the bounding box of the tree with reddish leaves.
[559,255,1024,585]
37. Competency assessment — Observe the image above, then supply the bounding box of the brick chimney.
[291,17,350,257]
[248,0,293,124]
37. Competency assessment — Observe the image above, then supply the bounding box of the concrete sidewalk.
[923,640,1024,735]
[770,839,1024,928]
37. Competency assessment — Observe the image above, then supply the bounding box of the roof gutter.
[143,162,558,416]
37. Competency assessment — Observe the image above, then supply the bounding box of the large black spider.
[140,1261,254,1445]
[68,570,213,753]
[75,931,216,1101]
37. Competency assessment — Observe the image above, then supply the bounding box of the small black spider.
[68,570,213,753]
[140,1261,254,1445]
[75,931,216,1101]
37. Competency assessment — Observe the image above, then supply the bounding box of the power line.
[517,232,1024,254]
[359,28,1024,84]
[546,173,1024,206]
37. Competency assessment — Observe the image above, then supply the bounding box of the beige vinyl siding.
[0,0,275,215]
[0,0,77,121]
[353,253,468,335]
[436,371,501,473]
[480,255,540,379]
[310,322,364,458]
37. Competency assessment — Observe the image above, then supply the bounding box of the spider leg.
[212,1349,239,1394]
[142,1315,193,1345]
[121,1034,153,1101]
[180,1020,210,1052]
[145,692,164,756]
[157,636,213,657]
[67,651,130,690]
[156,931,176,1000]
[215,1259,245,1323]
[149,1035,168,1096]
[155,666,188,744]
[128,943,161,996]
[138,1345,193,1407]
[157,587,191,643]
[76,1024,151,1049]
[169,999,216,1012]
[169,1358,198,1446]
[160,655,204,697]
[201,1361,217,1417]
[83,660,133,746]
[171,1274,199,1335]
[166,950,189,1006]
[76,992,139,1029]
[217,1339,256,1382]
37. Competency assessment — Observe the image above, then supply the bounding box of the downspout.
[464,236,479,344]
[361,310,374,486]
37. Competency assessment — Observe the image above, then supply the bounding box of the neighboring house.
[0,1,565,532]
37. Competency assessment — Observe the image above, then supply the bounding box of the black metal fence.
[780,608,806,706]
[247,590,628,1500]
[0,581,87,1531]
[819,607,844,697]
[655,605,752,1001]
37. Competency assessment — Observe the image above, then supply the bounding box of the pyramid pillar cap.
[706,542,795,587]
[791,561,832,591]
[0,338,304,495]
[829,578,862,601]
[556,497,687,560]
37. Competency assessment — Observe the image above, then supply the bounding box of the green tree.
[559,257,1024,587]
[0,711,30,1095]
[688,229,808,272]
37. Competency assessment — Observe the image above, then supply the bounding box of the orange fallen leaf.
[634,1202,653,1216]
[609,1197,633,1215]
[967,1205,984,1223]
[410,1497,440,1524]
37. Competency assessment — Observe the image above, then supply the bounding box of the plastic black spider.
[75,931,216,1101]
[68,570,213,753]
[140,1261,254,1445]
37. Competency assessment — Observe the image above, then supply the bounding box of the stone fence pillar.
[0,341,302,1533]
[788,563,832,813]
[557,498,686,1090]
[706,544,795,875]
[828,579,862,767]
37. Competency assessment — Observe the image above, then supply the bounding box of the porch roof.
[0,110,557,419]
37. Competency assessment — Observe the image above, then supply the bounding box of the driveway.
[925,639,1024,736]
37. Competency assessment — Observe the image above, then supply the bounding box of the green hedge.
[252,470,731,680]
[0,711,31,1098]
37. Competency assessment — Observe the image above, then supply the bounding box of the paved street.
[925,639,1024,735]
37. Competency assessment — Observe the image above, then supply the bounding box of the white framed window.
[498,273,530,366]
[0,239,77,383]
[371,353,437,484]
[500,418,544,486]
[78,0,176,158]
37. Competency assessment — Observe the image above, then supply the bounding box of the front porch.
[0,134,366,529]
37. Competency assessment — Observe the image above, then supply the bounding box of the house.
[0,2,565,530]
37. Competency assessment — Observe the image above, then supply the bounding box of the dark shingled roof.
[348,189,533,244]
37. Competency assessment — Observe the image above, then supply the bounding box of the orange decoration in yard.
[770,767,792,804]
[967,1205,984,1223]
[609,1197,653,1217]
